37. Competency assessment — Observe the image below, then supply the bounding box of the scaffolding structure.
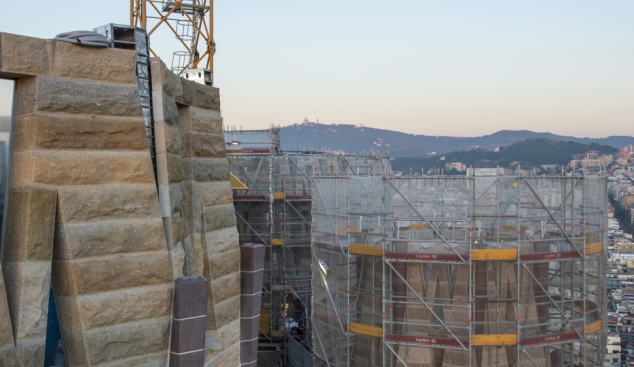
[311,175,607,367]
[225,127,391,367]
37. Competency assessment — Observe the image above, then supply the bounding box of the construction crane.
[130,0,215,78]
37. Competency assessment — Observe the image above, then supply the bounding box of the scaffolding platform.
[311,175,607,367]
[225,126,391,367]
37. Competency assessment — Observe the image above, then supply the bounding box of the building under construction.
[311,175,607,367]
[225,127,391,366]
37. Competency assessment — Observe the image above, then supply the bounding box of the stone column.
[170,276,208,367]
[240,243,265,367]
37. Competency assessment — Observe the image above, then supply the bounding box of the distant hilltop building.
[445,162,466,171]
[301,117,321,126]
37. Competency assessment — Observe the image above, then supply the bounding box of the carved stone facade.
[0,32,240,367]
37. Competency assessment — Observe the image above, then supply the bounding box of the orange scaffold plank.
[471,334,517,346]
[349,322,383,338]
[349,244,383,257]
[585,320,602,334]
[338,226,358,235]
[470,249,518,261]
[585,242,603,255]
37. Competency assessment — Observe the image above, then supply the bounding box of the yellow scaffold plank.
[471,334,517,346]
[470,249,518,261]
[229,172,248,190]
[350,244,383,257]
[338,226,358,235]
[271,239,284,246]
[501,224,525,232]
[585,242,603,255]
[349,322,383,338]
[272,193,284,199]
[585,320,602,335]
[409,223,429,230]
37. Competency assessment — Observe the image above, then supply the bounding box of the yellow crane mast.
[130,0,215,75]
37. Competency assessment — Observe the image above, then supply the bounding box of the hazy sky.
[1,1,633,137]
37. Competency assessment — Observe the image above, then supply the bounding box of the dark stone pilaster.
[170,276,208,367]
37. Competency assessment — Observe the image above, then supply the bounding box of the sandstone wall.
[0,33,173,367]
[149,59,240,367]
[0,264,19,366]
[0,32,240,367]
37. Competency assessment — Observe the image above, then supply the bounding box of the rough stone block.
[172,241,186,278]
[206,248,239,280]
[0,33,51,77]
[56,185,160,224]
[169,184,185,216]
[192,83,220,110]
[53,41,137,84]
[169,350,204,367]
[200,181,232,207]
[204,227,239,255]
[191,233,205,277]
[3,262,52,340]
[170,317,206,353]
[167,154,185,183]
[0,346,19,367]
[208,340,239,367]
[170,214,188,247]
[107,353,169,367]
[179,79,196,106]
[178,106,222,134]
[182,158,229,182]
[183,181,203,233]
[206,295,239,330]
[181,236,195,277]
[173,276,208,319]
[12,113,148,152]
[83,318,170,365]
[68,285,172,330]
[219,319,240,349]
[17,77,142,116]
[203,205,236,232]
[209,273,240,305]
[162,93,179,126]
[182,133,225,158]
[164,123,182,155]
[54,219,166,259]
[0,266,16,356]
[12,151,155,186]
[53,251,172,296]
[15,341,45,367]
[239,293,262,319]
[2,185,56,262]
[150,58,183,99]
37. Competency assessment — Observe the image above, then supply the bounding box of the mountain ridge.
[390,138,618,173]
[279,122,634,158]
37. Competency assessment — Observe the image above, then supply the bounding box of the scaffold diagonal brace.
[385,261,468,351]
